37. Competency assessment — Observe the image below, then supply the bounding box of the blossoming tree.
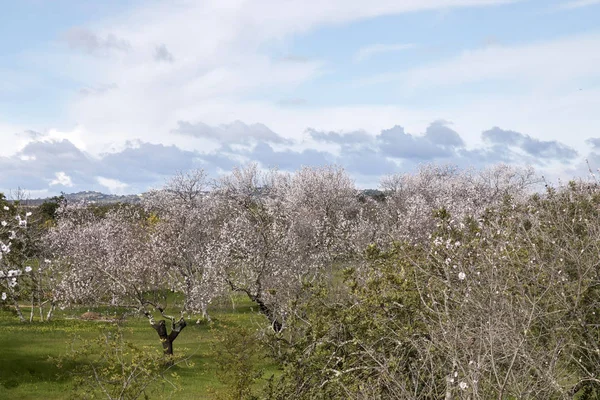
[0,193,55,322]
[46,203,186,355]
[143,169,224,322]
[210,164,359,331]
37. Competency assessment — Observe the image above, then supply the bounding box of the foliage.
[211,324,265,400]
[54,325,183,400]
[263,245,438,399]
[264,178,600,399]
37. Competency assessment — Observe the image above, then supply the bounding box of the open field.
[0,296,277,399]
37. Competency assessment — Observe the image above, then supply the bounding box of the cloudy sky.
[1,0,600,196]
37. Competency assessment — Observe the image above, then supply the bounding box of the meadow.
[0,296,277,399]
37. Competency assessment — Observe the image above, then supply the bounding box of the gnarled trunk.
[150,317,187,358]
[252,295,282,332]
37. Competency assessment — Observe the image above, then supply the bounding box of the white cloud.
[50,172,74,187]
[8,0,596,192]
[10,0,520,154]
[556,0,600,9]
[354,43,417,62]
[46,126,89,152]
[358,32,600,89]
[97,177,129,194]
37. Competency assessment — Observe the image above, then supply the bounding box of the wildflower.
[1,221,6,226]
[459,381,468,390]
[1,292,6,301]
[458,272,466,280]
[3,206,8,211]
[25,266,32,273]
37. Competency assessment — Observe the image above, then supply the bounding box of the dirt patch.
[80,311,103,320]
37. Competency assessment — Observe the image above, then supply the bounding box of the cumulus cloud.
[172,120,292,145]
[482,127,578,161]
[424,120,465,147]
[97,177,129,194]
[308,129,373,145]
[377,122,465,160]
[63,27,131,54]
[50,172,74,187]
[586,138,600,150]
[243,142,331,170]
[0,139,203,194]
[26,0,537,153]
[0,120,583,195]
[16,130,46,140]
[154,44,174,63]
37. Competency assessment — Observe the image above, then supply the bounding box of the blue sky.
[1,0,600,195]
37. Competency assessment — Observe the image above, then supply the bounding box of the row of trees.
[3,164,535,351]
[15,163,600,399]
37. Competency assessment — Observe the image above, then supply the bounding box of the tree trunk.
[46,301,56,321]
[7,287,26,323]
[29,291,35,322]
[150,318,187,359]
[252,295,282,332]
[201,302,211,322]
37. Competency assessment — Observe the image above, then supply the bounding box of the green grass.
[0,296,279,399]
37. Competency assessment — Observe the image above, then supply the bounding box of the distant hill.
[21,191,143,206]
[18,188,385,206]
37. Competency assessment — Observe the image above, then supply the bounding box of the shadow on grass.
[0,294,279,399]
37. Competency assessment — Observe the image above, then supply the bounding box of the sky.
[1,0,600,196]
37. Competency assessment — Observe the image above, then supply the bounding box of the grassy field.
[0,296,278,399]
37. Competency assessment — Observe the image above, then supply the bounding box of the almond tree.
[0,193,55,322]
[379,163,538,243]
[1,195,30,322]
[210,164,358,331]
[143,169,224,322]
[46,203,186,356]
